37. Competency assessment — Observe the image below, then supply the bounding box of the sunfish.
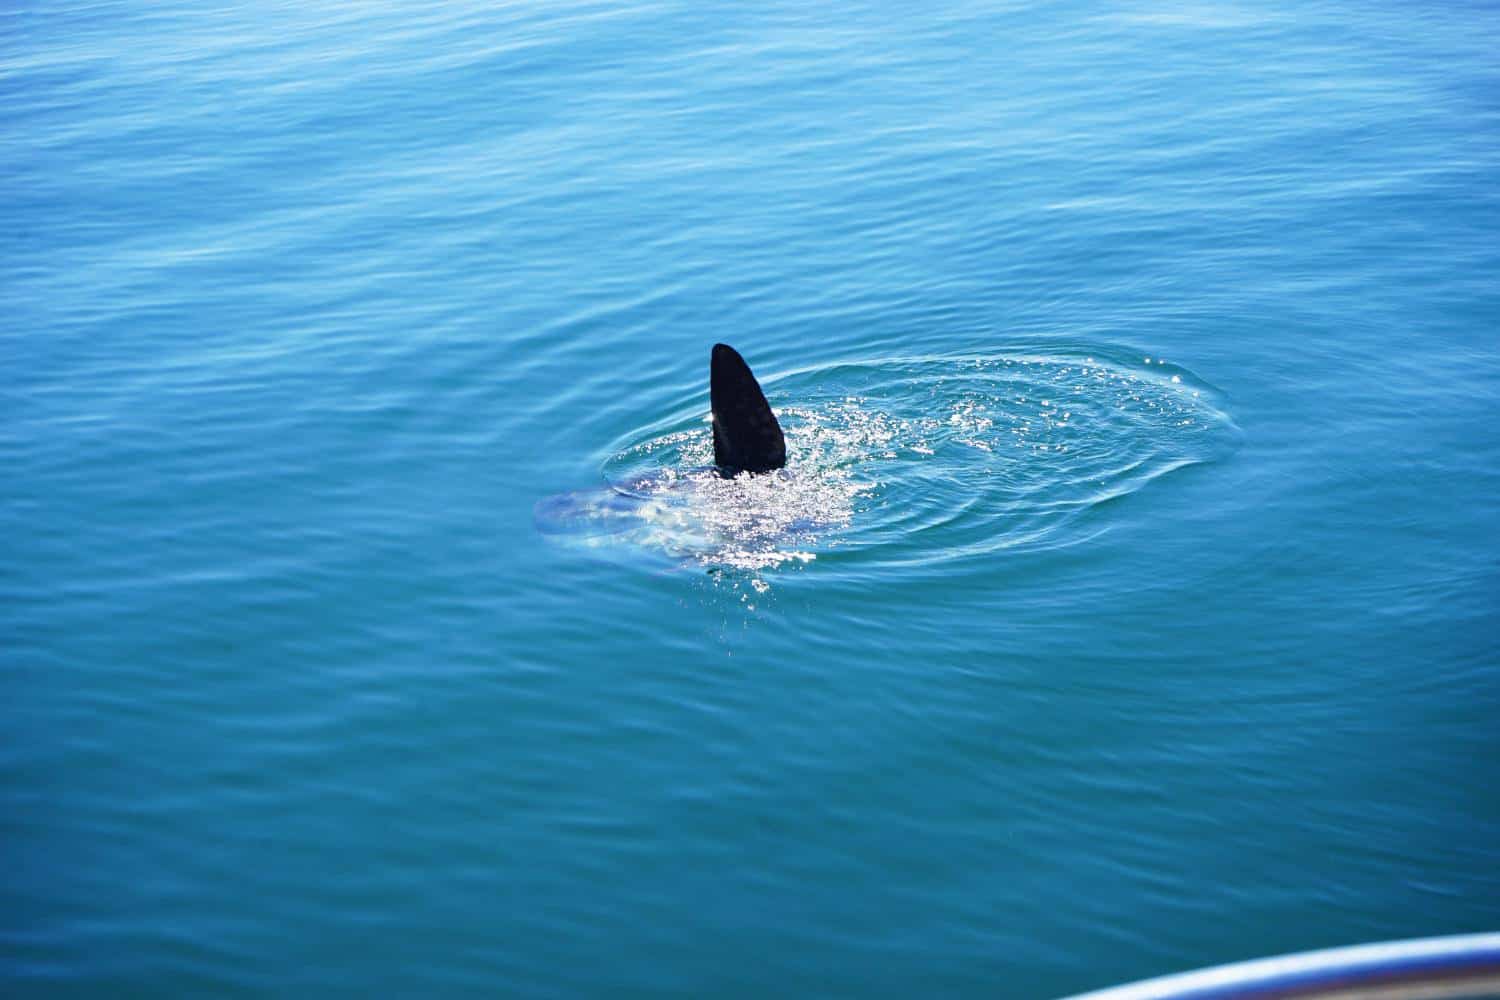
[710,342,786,475]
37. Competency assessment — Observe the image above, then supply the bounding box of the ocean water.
[4,1,1498,996]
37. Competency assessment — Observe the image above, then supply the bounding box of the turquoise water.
[5,1,1498,995]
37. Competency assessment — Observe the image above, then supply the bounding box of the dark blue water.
[5,1,1498,995]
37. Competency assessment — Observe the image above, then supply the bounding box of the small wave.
[541,348,1237,575]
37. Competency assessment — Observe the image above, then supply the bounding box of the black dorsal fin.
[710,343,786,474]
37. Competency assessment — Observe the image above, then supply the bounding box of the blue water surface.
[5,1,1498,996]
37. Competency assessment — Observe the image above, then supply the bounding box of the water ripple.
[536,347,1236,577]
